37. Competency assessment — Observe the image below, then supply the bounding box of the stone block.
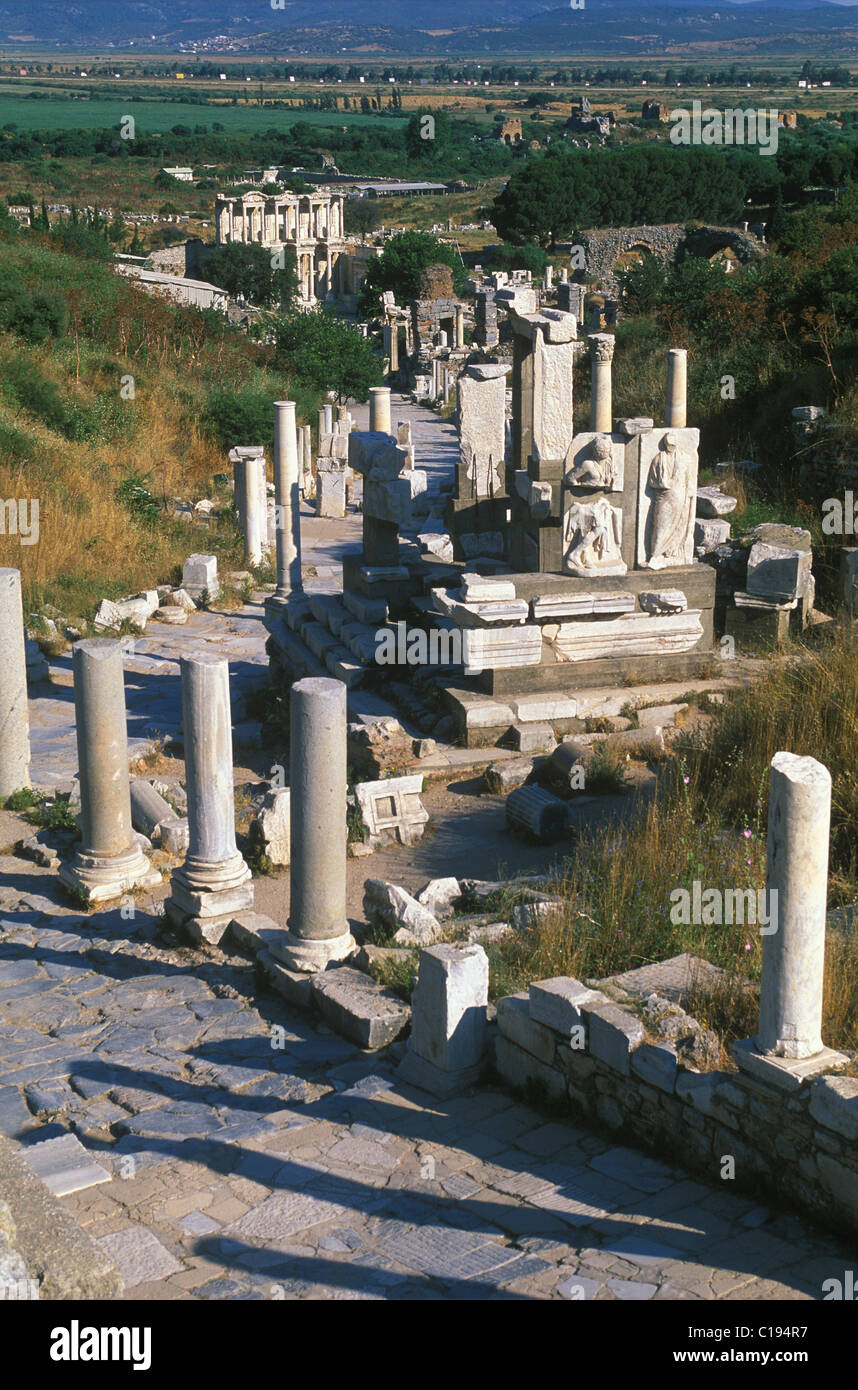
[584,1001,645,1074]
[397,1047,484,1100]
[509,723,557,754]
[529,977,604,1035]
[497,993,557,1065]
[228,911,284,955]
[630,1042,678,1093]
[416,877,461,920]
[483,758,533,794]
[250,787,291,866]
[258,950,314,1010]
[809,1076,858,1139]
[494,1034,568,1105]
[816,1152,858,1222]
[694,518,731,550]
[22,1133,112,1197]
[731,1038,848,1092]
[696,487,737,518]
[182,553,219,600]
[363,879,442,946]
[636,703,687,729]
[746,542,812,602]
[408,943,488,1073]
[354,775,428,850]
[310,966,411,1050]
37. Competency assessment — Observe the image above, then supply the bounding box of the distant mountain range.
[3,0,858,54]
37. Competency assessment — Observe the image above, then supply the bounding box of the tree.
[274,308,381,403]
[204,241,297,307]
[491,241,548,278]
[343,199,382,238]
[358,230,467,315]
[767,186,788,245]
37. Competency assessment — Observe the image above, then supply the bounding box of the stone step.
[0,1133,123,1299]
[325,646,366,688]
[308,593,349,638]
[304,621,341,663]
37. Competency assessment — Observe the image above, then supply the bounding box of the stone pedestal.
[271,678,355,971]
[369,387,392,434]
[0,568,30,797]
[398,944,489,1097]
[59,641,160,903]
[182,554,219,601]
[666,348,688,428]
[166,653,253,943]
[589,333,615,433]
[273,400,302,600]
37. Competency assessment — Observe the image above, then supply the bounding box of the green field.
[0,91,399,133]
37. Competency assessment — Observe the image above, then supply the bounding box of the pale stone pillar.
[323,403,334,434]
[236,455,264,567]
[589,333,615,433]
[666,347,688,429]
[302,424,312,477]
[369,386,392,434]
[59,641,160,903]
[0,568,30,797]
[757,752,830,1059]
[271,678,355,971]
[455,304,465,349]
[317,406,326,438]
[166,653,252,943]
[273,401,302,599]
[398,944,489,1097]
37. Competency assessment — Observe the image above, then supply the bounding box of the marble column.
[323,403,334,435]
[273,401,302,601]
[0,568,30,797]
[302,424,312,480]
[236,455,264,567]
[166,653,253,943]
[317,406,327,438]
[59,641,160,903]
[666,348,688,428]
[757,752,830,1059]
[455,304,465,349]
[271,678,355,972]
[369,387,392,434]
[589,333,615,433]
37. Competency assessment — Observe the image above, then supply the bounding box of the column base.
[59,845,162,905]
[397,1047,485,1099]
[168,853,253,921]
[732,1037,850,1093]
[164,898,235,946]
[269,928,356,974]
[265,591,298,616]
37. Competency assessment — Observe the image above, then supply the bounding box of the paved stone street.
[0,862,852,1301]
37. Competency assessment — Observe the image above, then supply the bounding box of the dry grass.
[0,234,312,624]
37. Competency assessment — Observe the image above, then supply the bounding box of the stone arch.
[612,241,655,278]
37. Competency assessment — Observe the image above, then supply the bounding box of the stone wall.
[494,974,858,1239]
[580,224,766,295]
[147,238,207,278]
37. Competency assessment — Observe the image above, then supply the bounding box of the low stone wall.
[494,975,858,1239]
